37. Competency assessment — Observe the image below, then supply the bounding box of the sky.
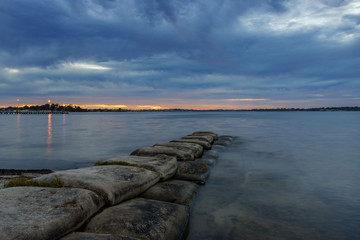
[0,0,359,109]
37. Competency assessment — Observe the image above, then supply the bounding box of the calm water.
[1,112,359,239]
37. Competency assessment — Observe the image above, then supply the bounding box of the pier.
[0,110,68,114]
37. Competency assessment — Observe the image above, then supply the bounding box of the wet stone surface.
[84,198,189,240]
[174,160,210,184]
[181,135,215,144]
[131,146,194,161]
[171,139,212,150]
[154,142,204,158]
[140,179,199,207]
[191,131,218,140]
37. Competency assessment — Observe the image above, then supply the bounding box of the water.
[0,111,359,239]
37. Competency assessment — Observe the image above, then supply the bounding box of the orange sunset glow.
[0,100,278,110]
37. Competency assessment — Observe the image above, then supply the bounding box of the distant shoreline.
[1,105,360,112]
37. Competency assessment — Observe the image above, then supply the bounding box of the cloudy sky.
[0,0,359,109]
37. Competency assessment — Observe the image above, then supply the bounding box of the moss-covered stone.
[4,176,64,188]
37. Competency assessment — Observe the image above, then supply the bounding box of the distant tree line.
[244,107,360,112]
[2,104,85,112]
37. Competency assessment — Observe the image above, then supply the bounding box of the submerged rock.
[202,150,219,160]
[213,139,232,146]
[154,142,204,158]
[32,165,160,205]
[140,179,199,207]
[174,160,210,184]
[84,198,189,240]
[131,146,194,161]
[61,232,139,240]
[171,139,212,150]
[198,150,220,167]
[218,136,233,142]
[213,135,233,146]
[0,187,104,240]
[211,145,226,152]
[95,155,177,181]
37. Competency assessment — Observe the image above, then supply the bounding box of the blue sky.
[0,0,359,109]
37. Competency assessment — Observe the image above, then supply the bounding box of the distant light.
[48,100,51,103]
[17,99,20,102]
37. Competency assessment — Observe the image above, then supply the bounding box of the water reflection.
[188,140,346,240]
[16,114,21,144]
[62,113,66,125]
[47,114,52,154]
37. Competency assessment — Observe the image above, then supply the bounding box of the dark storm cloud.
[0,0,258,67]
[0,0,359,108]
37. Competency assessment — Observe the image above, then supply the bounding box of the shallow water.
[0,111,359,239]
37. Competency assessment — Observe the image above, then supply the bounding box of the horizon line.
[1,104,359,111]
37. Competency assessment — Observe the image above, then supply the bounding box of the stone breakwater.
[0,131,233,240]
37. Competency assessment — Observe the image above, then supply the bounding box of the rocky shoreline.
[0,131,233,240]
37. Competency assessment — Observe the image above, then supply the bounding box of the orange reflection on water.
[17,114,21,144]
[47,114,52,153]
